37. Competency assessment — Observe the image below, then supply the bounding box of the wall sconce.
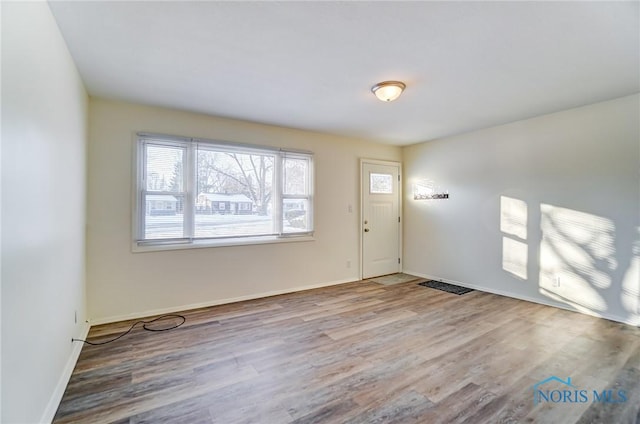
[413,180,449,200]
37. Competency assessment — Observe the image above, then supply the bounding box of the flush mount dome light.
[371,81,406,102]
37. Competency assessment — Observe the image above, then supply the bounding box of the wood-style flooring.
[54,278,640,424]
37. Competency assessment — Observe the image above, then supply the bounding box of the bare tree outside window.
[196,151,274,215]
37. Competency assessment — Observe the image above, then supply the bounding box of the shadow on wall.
[501,196,640,325]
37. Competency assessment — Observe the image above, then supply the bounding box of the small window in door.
[370,173,393,194]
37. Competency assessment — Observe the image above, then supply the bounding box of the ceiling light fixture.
[371,81,406,102]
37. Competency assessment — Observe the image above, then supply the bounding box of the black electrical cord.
[72,314,186,346]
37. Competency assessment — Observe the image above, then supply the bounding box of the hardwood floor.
[54,278,640,424]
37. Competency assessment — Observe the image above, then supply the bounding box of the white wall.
[403,94,640,325]
[87,98,401,323]
[1,2,89,423]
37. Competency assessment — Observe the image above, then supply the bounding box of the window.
[370,173,393,194]
[135,133,313,248]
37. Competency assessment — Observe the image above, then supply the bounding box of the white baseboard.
[403,270,640,327]
[41,321,90,424]
[90,277,359,326]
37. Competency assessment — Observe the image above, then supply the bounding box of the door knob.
[364,228,370,232]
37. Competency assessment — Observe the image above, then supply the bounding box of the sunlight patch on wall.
[501,196,527,239]
[621,229,640,323]
[503,237,528,280]
[539,204,614,313]
[501,196,528,280]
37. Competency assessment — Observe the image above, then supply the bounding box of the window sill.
[132,234,315,253]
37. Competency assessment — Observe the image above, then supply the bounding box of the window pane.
[144,194,185,239]
[194,149,274,238]
[283,198,310,233]
[284,157,308,195]
[370,173,393,194]
[146,144,183,192]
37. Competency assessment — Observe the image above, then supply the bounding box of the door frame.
[359,158,403,280]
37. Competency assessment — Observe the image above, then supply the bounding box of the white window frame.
[133,133,314,252]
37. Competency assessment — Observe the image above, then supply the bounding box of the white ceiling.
[48,1,639,146]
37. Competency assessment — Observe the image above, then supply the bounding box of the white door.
[362,161,401,279]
